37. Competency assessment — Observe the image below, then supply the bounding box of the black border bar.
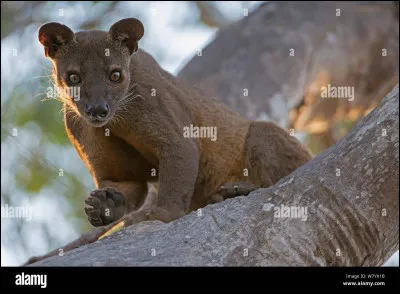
[1,266,399,292]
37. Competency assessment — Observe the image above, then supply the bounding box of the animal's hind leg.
[207,182,260,204]
[219,182,259,199]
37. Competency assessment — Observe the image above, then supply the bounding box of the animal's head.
[38,18,144,127]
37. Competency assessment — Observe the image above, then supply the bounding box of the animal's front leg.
[121,143,200,226]
[76,143,199,244]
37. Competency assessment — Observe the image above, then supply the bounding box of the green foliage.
[15,154,55,193]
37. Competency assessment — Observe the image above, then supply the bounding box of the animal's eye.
[109,71,121,82]
[68,74,81,84]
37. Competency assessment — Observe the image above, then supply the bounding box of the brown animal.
[25,18,312,264]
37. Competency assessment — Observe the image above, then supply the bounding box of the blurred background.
[1,1,399,266]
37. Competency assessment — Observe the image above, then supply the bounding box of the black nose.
[85,103,109,119]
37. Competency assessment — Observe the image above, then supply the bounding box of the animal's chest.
[110,127,159,168]
[73,126,157,182]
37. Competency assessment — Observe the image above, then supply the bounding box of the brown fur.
[38,18,312,230]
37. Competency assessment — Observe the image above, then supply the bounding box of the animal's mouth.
[86,118,109,128]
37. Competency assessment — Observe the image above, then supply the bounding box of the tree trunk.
[178,1,399,135]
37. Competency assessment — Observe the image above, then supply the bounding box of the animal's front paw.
[219,182,259,199]
[85,188,126,227]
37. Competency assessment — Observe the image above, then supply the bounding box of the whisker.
[118,94,143,107]
[117,83,140,105]
[117,92,135,104]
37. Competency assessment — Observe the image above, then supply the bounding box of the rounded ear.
[38,22,75,58]
[108,18,144,55]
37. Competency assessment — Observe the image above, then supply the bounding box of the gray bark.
[28,85,399,267]
[178,1,399,133]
